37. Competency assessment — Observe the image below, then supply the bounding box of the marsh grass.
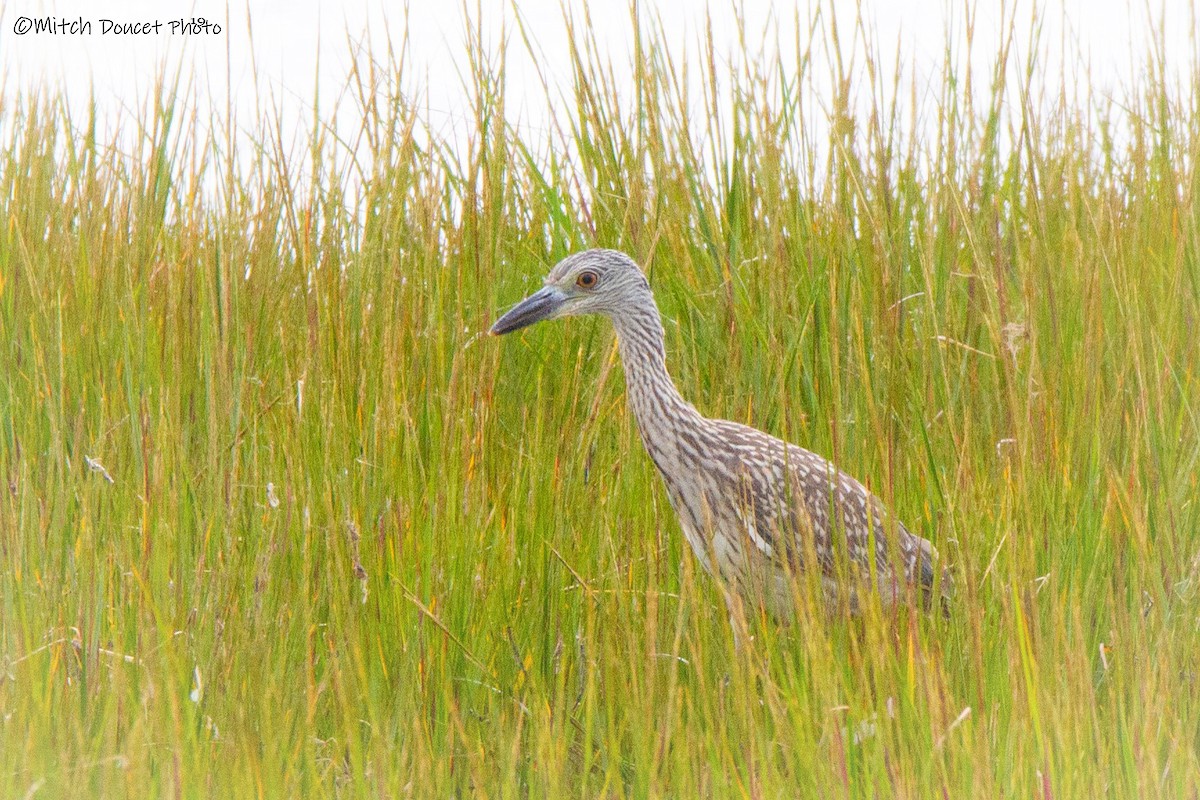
[3,4,1200,797]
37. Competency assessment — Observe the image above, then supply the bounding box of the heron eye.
[576,270,599,289]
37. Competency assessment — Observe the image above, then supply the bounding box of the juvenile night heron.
[491,249,950,621]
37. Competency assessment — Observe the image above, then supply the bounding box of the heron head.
[490,249,651,336]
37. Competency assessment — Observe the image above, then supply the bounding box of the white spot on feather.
[733,504,774,558]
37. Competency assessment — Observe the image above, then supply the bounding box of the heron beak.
[490,286,567,335]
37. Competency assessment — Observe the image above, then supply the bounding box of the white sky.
[1,1,1195,169]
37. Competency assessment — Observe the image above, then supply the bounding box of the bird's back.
[651,415,947,617]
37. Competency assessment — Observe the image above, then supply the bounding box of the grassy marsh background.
[3,4,1200,797]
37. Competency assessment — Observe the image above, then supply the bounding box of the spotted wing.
[708,419,942,605]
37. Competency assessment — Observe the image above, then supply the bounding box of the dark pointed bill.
[490,286,566,335]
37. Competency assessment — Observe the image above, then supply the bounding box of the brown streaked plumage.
[491,249,950,621]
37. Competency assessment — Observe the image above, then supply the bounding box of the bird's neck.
[611,303,703,458]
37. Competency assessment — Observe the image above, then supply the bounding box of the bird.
[490,249,951,623]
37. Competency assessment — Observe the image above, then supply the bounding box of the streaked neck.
[610,302,702,453]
